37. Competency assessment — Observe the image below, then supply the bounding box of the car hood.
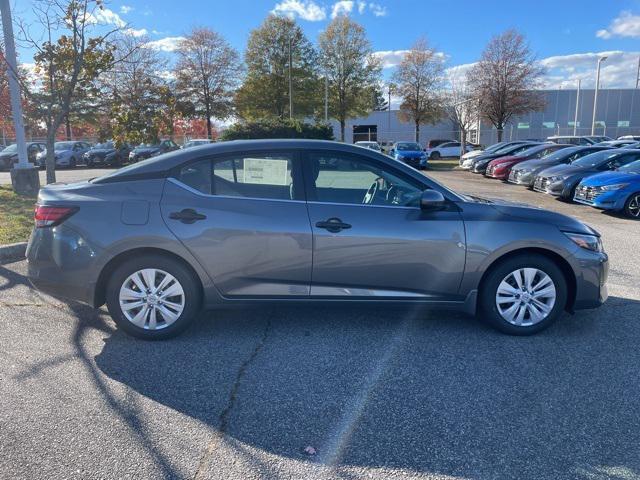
[88,148,116,155]
[463,194,597,235]
[397,150,423,156]
[580,171,640,186]
[0,151,17,159]
[489,155,522,165]
[539,164,591,176]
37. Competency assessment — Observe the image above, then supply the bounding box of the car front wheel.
[105,255,201,339]
[430,151,441,160]
[624,192,640,219]
[479,254,567,335]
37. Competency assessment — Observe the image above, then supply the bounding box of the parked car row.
[460,137,640,219]
[0,138,213,171]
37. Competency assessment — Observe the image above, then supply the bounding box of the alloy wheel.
[628,194,640,218]
[118,268,185,330]
[495,268,556,327]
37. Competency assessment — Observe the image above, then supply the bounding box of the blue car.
[389,142,427,169]
[574,158,640,218]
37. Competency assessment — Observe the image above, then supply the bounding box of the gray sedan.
[27,140,608,339]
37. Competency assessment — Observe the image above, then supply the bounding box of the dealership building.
[330,88,640,146]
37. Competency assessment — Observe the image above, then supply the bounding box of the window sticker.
[243,158,289,185]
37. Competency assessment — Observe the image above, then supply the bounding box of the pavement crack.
[193,318,272,480]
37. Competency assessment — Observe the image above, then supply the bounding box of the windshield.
[571,150,619,167]
[539,146,581,162]
[94,142,114,149]
[3,144,17,153]
[495,143,534,155]
[484,142,508,153]
[138,143,160,148]
[618,159,640,173]
[517,144,549,157]
[396,142,422,151]
[54,142,75,151]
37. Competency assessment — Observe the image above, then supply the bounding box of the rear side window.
[175,153,295,201]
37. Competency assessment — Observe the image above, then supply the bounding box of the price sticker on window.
[243,158,289,185]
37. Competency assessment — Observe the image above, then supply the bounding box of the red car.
[485,143,571,180]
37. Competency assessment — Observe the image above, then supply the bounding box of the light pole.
[324,75,328,122]
[591,56,607,135]
[573,78,581,136]
[288,35,293,119]
[0,0,39,195]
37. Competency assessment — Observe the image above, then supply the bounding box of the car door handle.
[169,208,207,224]
[315,217,352,233]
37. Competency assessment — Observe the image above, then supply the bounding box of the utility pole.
[591,56,607,135]
[0,0,40,195]
[573,78,581,136]
[288,35,293,120]
[324,75,328,122]
[636,56,640,89]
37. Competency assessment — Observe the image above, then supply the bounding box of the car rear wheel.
[624,193,640,219]
[479,254,567,335]
[105,255,201,339]
[430,151,441,160]
[69,157,76,168]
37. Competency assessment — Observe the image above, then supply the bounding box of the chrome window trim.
[307,200,421,211]
[167,177,306,204]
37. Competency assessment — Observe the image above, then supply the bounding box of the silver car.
[27,140,608,339]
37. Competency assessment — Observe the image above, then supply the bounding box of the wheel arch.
[93,247,205,308]
[477,247,577,312]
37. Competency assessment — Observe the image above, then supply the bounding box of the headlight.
[598,183,628,191]
[563,232,603,253]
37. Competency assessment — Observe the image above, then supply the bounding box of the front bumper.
[533,177,565,196]
[574,187,630,211]
[507,169,534,186]
[572,247,609,310]
[399,157,422,168]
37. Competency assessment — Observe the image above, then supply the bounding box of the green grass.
[426,158,460,170]
[0,186,35,244]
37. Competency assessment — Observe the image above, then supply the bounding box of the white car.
[355,141,381,152]
[36,141,92,168]
[425,141,473,160]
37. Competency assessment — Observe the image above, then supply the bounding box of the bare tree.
[318,16,381,142]
[468,29,545,142]
[18,0,119,183]
[175,27,242,140]
[445,69,477,155]
[393,37,445,144]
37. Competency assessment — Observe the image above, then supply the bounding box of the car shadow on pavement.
[87,294,640,479]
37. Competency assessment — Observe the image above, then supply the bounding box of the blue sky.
[14,0,640,89]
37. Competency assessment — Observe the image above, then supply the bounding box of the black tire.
[69,157,77,169]
[430,151,441,160]
[624,192,640,219]
[86,156,94,167]
[478,254,568,335]
[105,254,202,340]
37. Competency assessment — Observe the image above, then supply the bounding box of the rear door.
[161,150,313,297]
[302,150,466,299]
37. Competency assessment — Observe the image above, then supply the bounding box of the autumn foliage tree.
[468,29,545,141]
[175,27,242,140]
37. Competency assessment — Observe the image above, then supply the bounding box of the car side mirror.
[390,149,395,155]
[420,189,446,211]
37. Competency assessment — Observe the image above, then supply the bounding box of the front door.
[302,151,466,299]
[161,150,313,297]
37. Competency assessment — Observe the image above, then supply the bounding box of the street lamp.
[591,56,607,135]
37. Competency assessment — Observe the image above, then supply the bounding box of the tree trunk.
[65,115,72,140]
[205,102,212,140]
[45,130,57,184]
[415,121,420,143]
[340,119,345,142]
[460,129,467,159]
[496,126,504,142]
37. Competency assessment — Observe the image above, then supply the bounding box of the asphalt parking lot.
[1,167,639,480]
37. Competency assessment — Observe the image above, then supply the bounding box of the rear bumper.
[26,225,102,306]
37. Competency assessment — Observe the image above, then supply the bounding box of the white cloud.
[91,7,126,28]
[144,36,186,52]
[331,0,354,18]
[120,5,133,14]
[372,50,410,68]
[357,1,366,14]
[369,2,387,17]
[271,0,326,21]
[596,11,640,39]
[124,27,147,37]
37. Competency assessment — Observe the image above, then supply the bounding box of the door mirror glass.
[420,189,446,211]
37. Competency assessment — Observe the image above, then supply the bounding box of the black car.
[129,140,179,163]
[470,142,540,174]
[507,146,613,187]
[426,139,454,149]
[83,141,131,167]
[0,142,46,171]
[533,149,640,200]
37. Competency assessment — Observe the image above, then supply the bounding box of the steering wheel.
[386,185,401,204]
[362,179,381,204]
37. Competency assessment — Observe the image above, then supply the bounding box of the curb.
[0,242,27,263]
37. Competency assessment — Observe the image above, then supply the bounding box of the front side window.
[307,152,422,207]
[176,153,295,201]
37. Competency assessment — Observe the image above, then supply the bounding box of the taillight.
[34,205,78,228]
